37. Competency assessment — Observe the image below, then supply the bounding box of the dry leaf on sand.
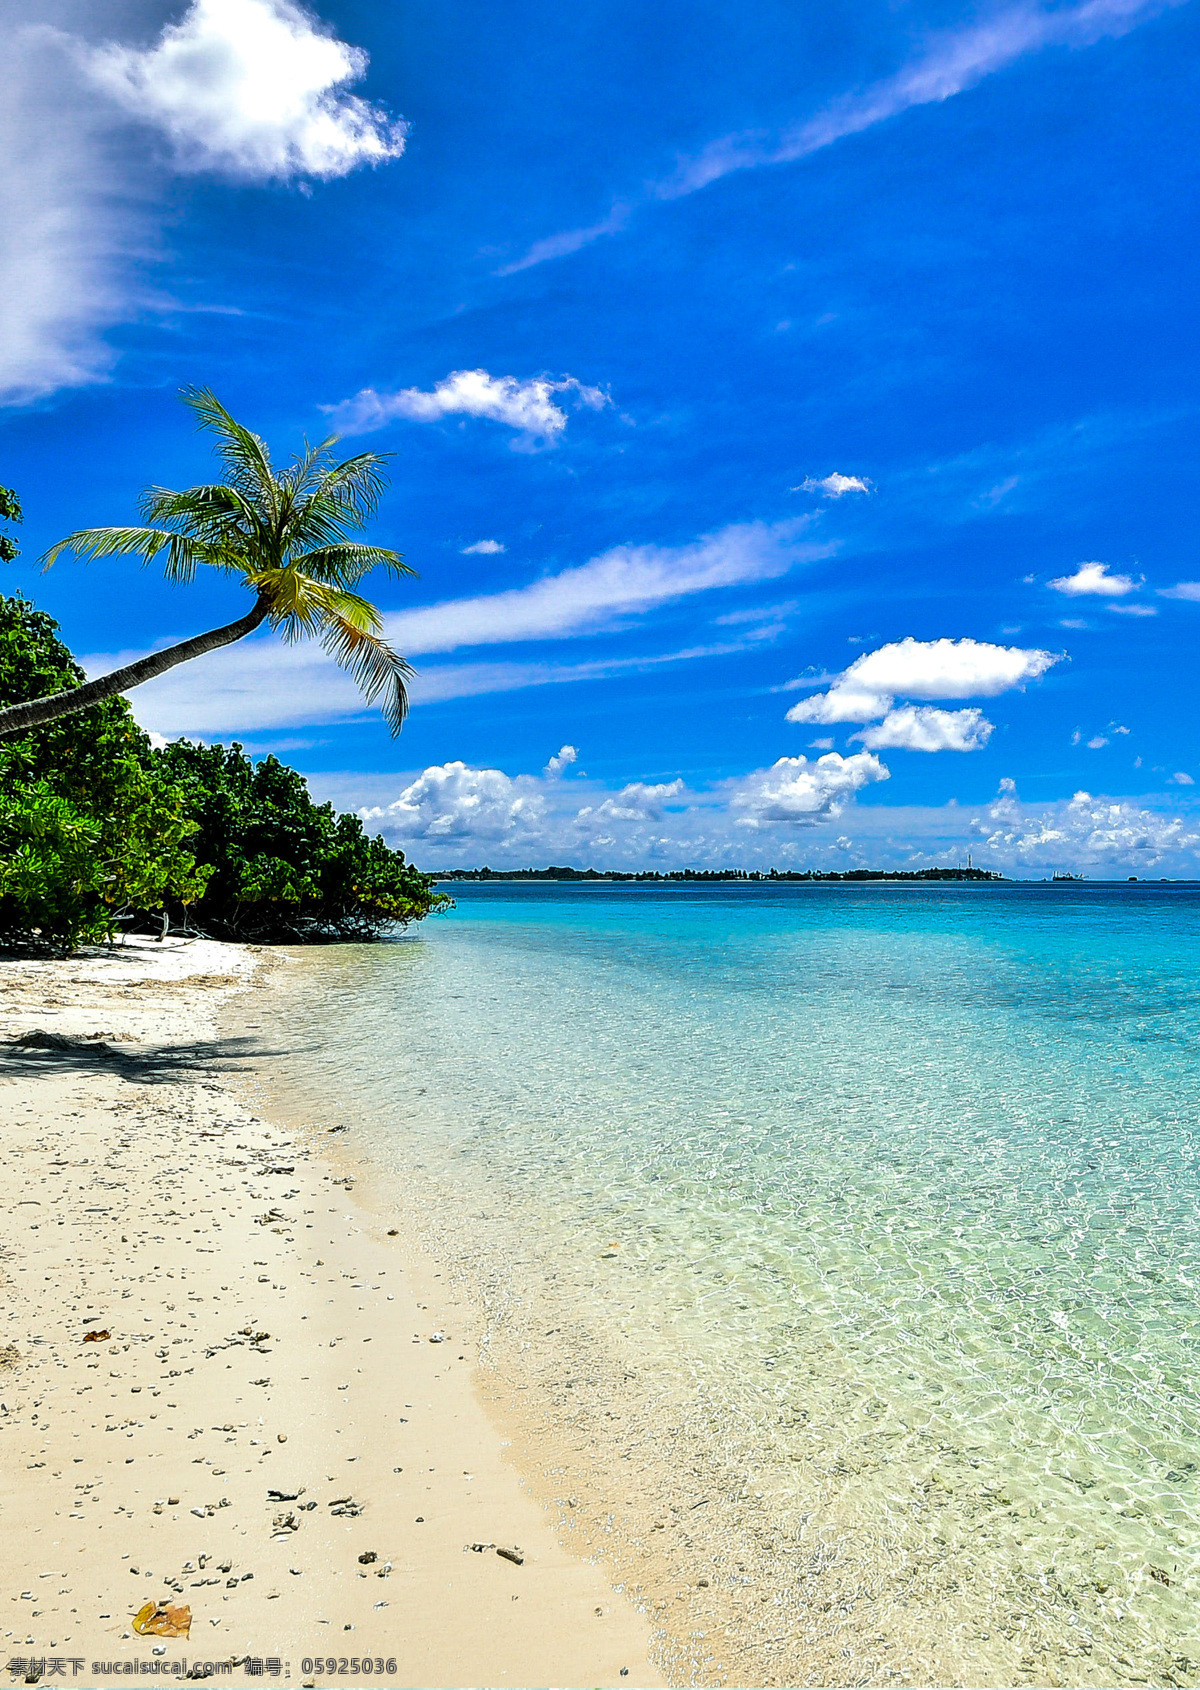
[133,1601,192,1638]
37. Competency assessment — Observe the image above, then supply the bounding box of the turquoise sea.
[258,882,1200,1687]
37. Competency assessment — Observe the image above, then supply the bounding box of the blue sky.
[4,0,1200,871]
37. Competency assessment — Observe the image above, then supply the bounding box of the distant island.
[434,865,1004,883]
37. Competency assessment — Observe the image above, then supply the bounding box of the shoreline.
[0,938,664,1690]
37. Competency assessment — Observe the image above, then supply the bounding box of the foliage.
[42,388,416,731]
[0,593,443,949]
[0,486,20,563]
[0,596,209,950]
[156,739,447,941]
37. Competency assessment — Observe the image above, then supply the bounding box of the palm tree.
[0,388,415,741]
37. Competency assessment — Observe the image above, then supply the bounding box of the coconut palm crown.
[0,387,415,741]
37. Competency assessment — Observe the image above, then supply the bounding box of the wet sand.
[0,937,665,1690]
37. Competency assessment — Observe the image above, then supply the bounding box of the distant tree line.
[436,865,1003,883]
[0,593,446,951]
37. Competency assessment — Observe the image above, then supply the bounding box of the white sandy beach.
[0,938,665,1690]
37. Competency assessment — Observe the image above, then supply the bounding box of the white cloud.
[324,370,608,443]
[787,635,1058,730]
[503,0,1177,272]
[853,705,994,753]
[96,608,793,742]
[1159,582,1200,602]
[0,16,131,404]
[729,752,889,826]
[330,758,1200,877]
[1,0,402,407]
[786,683,893,725]
[357,751,888,863]
[1087,735,1109,750]
[544,744,578,777]
[581,780,686,822]
[462,539,506,555]
[1171,772,1195,786]
[972,783,1200,871]
[366,761,547,842]
[385,519,823,656]
[85,0,406,181]
[795,472,871,498]
[1109,602,1157,617]
[1048,561,1139,597]
[845,636,1060,699]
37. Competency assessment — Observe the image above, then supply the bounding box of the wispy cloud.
[86,518,819,736]
[496,204,632,276]
[502,0,1179,273]
[324,370,608,444]
[384,519,826,656]
[461,539,506,555]
[100,635,771,737]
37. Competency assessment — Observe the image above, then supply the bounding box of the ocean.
[255,881,1200,1687]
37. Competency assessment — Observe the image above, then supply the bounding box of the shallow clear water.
[259,882,1200,1684]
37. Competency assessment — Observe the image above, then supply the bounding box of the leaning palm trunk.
[0,388,415,741]
[0,595,270,740]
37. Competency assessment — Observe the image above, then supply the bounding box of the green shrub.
[0,595,209,949]
[157,739,446,941]
[0,593,444,949]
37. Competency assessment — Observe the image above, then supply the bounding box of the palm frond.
[40,525,213,583]
[180,387,278,519]
[141,483,260,538]
[318,596,413,734]
[311,452,392,524]
[248,568,330,638]
[280,437,338,505]
[291,543,413,587]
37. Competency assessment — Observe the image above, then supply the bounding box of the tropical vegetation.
[0,593,444,951]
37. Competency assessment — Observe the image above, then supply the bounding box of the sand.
[0,938,666,1690]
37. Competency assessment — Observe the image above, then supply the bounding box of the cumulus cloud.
[357,750,888,864]
[324,370,608,443]
[1,0,402,406]
[544,744,578,777]
[581,780,686,822]
[795,472,871,498]
[1048,561,1139,597]
[787,683,894,725]
[366,761,547,842]
[85,0,406,180]
[462,539,506,555]
[843,636,1059,699]
[336,756,1200,878]
[787,636,1058,731]
[853,705,994,753]
[972,782,1200,872]
[385,519,823,655]
[729,752,888,826]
